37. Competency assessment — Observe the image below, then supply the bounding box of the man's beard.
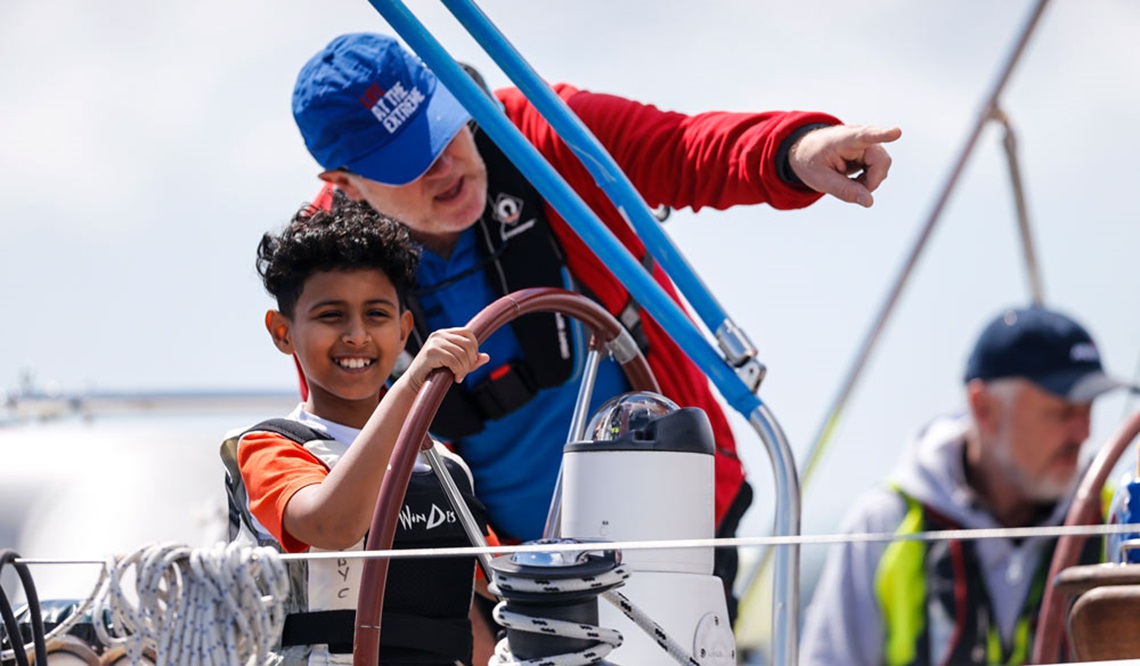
[992,432,1080,503]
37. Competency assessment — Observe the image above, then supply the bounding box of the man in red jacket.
[291,32,901,623]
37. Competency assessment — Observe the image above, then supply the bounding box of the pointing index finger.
[854,125,903,146]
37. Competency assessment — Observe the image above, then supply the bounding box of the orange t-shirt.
[238,429,502,561]
[237,430,328,553]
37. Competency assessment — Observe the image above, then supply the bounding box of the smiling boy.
[221,195,489,665]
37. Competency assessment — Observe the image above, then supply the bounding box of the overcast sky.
[3,0,1140,635]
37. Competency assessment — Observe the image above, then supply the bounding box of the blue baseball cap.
[292,33,471,186]
[964,306,1132,402]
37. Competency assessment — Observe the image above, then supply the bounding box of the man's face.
[341,127,488,254]
[989,381,1093,502]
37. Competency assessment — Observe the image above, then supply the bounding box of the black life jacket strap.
[470,359,537,420]
[426,275,652,442]
[280,610,355,653]
[614,252,656,356]
[280,609,473,660]
[243,418,326,444]
[431,359,538,438]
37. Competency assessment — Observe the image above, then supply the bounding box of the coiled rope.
[91,541,289,666]
[488,563,702,666]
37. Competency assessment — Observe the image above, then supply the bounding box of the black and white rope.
[490,603,623,666]
[601,590,701,666]
[488,564,702,666]
[91,541,289,666]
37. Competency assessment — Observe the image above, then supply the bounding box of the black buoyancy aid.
[405,126,644,442]
[223,418,487,664]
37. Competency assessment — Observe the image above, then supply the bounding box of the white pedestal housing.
[559,398,734,664]
[562,448,714,574]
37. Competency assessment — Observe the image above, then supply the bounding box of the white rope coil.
[91,542,289,666]
[488,563,701,666]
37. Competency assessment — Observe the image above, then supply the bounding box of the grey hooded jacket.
[799,413,1077,665]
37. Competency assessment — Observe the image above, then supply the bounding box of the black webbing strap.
[470,360,537,421]
[281,610,356,653]
[433,359,538,439]
[280,609,472,659]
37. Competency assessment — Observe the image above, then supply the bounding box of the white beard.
[991,431,1078,503]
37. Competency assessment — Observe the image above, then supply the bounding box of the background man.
[801,305,1134,665]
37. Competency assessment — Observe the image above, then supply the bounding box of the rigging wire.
[734,0,1055,626]
[991,106,1046,305]
[14,521,1140,570]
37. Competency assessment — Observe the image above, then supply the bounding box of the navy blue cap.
[964,306,1131,402]
[292,33,471,186]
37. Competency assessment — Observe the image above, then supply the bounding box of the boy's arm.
[238,431,328,553]
[283,328,488,551]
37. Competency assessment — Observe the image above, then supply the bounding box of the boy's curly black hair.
[257,193,420,318]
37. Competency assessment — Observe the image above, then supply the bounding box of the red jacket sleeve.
[493,83,841,525]
[496,83,841,212]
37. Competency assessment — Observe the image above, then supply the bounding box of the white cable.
[11,521,1140,663]
[285,521,1140,561]
[18,521,1140,567]
[488,563,702,666]
[91,542,289,666]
